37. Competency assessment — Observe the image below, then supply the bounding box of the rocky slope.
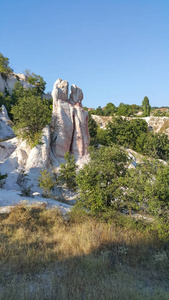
[0,73,34,94]
[0,73,52,99]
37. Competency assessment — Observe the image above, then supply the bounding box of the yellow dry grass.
[0,204,169,300]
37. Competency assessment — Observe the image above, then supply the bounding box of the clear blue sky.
[1,0,169,108]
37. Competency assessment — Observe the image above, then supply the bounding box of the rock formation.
[0,105,15,140]
[0,78,89,191]
[0,73,34,95]
[51,79,89,160]
[0,73,52,100]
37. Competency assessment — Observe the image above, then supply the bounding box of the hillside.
[91,114,169,137]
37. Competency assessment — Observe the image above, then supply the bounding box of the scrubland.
[0,204,169,300]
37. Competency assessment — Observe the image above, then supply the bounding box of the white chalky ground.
[0,188,72,215]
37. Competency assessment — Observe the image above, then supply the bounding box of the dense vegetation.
[89,99,169,117]
[90,102,142,117]
[90,116,169,161]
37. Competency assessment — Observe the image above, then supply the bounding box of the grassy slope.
[0,204,169,300]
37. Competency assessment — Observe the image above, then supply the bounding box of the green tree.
[94,106,104,116]
[116,103,134,117]
[57,151,77,191]
[0,53,13,76]
[76,145,129,211]
[88,113,98,145]
[142,96,151,116]
[105,117,148,150]
[28,74,46,94]
[38,169,55,198]
[103,102,116,116]
[11,94,51,147]
[24,70,46,94]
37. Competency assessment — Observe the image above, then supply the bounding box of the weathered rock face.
[51,79,89,160]
[0,105,15,140]
[0,126,51,190]
[0,73,34,95]
[69,84,83,106]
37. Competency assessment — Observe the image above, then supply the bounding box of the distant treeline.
[85,99,169,117]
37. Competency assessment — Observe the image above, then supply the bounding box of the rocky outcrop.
[142,116,169,137]
[0,73,52,100]
[0,78,89,191]
[51,79,89,160]
[0,73,34,95]
[0,105,15,140]
[0,126,51,190]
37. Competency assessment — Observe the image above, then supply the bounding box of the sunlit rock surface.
[0,78,89,190]
[51,79,89,160]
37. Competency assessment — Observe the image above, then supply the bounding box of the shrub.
[38,169,55,198]
[57,151,77,191]
[11,93,51,147]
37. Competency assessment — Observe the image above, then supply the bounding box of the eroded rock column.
[51,79,90,160]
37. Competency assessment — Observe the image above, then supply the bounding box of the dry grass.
[159,119,169,134]
[0,204,169,299]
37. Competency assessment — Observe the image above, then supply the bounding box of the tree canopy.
[142,96,151,116]
[24,70,46,94]
[11,92,51,147]
[0,53,13,76]
[76,145,129,211]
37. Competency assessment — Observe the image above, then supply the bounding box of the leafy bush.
[11,92,51,147]
[76,144,129,211]
[38,169,55,198]
[25,70,46,94]
[57,151,77,191]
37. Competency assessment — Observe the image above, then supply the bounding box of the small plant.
[0,172,7,188]
[57,151,77,191]
[20,186,33,197]
[38,169,55,198]
[17,169,33,197]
